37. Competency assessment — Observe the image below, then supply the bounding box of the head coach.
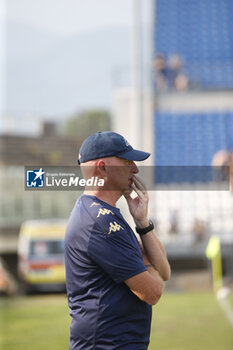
[64,131,171,350]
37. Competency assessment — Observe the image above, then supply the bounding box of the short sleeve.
[88,219,146,283]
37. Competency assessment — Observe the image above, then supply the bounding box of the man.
[64,131,171,350]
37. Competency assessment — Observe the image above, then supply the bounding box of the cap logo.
[123,137,130,147]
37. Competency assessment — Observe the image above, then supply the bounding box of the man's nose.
[130,161,139,174]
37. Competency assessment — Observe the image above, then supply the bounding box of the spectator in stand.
[153,53,188,92]
[192,218,209,247]
[153,53,168,91]
[212,150,233,190]
[168,209,179,235]
[175,73,189,91]
[167,53,189,91]
[167,54,182,88]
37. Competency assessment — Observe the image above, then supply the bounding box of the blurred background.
[0,0,233,349]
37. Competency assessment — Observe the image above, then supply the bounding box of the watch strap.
[135,220,154,235]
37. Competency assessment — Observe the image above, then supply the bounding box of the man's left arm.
[137,227,171,281]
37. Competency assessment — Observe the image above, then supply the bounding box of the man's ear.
[96,159,107,177]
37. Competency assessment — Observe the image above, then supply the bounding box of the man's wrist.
[134,219,150,229]
[135,220,154,235]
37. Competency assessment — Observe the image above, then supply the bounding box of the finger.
[131,182,146,199]
[124,194,134,207]
[132,175,147,192]
[132,177,148,197]
[124,193,131,200]
[134,177,147,192]
[132,184,149,205]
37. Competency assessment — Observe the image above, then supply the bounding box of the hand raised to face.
[124,175,149,227]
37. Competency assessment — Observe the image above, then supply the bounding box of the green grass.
[0,295,70,350]
[149,292,233,350]
[0,292,233,350]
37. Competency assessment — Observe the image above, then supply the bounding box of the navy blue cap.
[78,131,150,164]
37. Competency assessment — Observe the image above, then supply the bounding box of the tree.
[63,109,111,140]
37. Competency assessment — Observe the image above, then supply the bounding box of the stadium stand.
[152,1,233,272]
[152,109,233,272]
[155,0,233,89]
[155,111,233,166]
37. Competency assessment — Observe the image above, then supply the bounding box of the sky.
[0,0,153,134]
[6,0,133,35]
[0,0,6,123]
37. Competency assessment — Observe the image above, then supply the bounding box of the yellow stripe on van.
[20,225,66,239]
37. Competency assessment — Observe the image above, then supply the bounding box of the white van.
[18,219,67,293]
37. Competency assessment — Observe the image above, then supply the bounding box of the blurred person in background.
[212,150,233,191]
[153,53,168,91]
[168,209,179,235]
[64,131,171,350]
[153,53,188,91]
[191,217,209,247]
[174,73,189,91]
[167,53,189,91]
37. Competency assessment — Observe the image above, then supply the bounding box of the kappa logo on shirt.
[97,208,114,218]
[108,221,124,235]
[90,202,101,207]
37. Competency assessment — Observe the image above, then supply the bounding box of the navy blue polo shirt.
[64,195,152,350]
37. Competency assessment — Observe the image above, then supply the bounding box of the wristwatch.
[135,220,154,235]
